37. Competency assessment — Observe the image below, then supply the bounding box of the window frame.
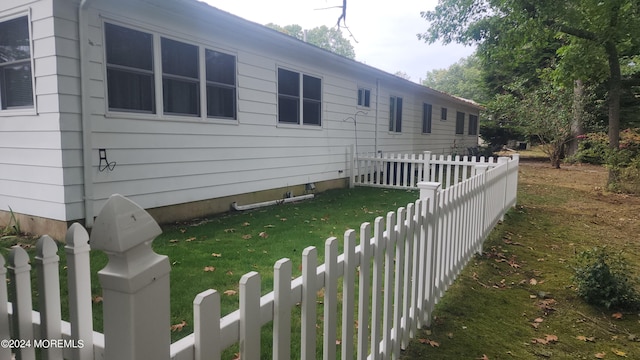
[422,103,432,134]
[357,87,371,108]
[0,13,36,115]
[389,95,402,133]
[103,20,238,123]
[277,67,322,127]
[161,36,200,117]
[455,111,465,135]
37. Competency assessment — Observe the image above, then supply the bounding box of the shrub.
[572,246,640,310]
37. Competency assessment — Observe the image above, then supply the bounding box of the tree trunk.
[567,79,585,157]
[605,40,622,185]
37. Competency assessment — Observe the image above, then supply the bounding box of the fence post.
[417,181,441,327]
[0,256,11,360]
[498,157,509,221]
[90,194,171,360]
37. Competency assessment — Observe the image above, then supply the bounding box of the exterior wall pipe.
[375,78,380,154]
[79,0,95,227]
[231,194,315,211]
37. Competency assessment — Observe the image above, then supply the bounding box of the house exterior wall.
[0,0,481,234]
[0,0,83,234]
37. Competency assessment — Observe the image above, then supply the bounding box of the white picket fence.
[1,154,519,360]
[352,150,504,189]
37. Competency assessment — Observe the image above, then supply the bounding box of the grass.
[401,157,640,359]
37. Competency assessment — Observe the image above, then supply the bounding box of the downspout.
[79,0,95,227]
[375,78,380,154]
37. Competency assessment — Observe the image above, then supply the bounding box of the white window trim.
[0,9,37,117]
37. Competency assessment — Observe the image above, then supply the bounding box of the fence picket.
[194,289,220,360]
[382,212,396,358]
[239,272,260,360]
[8,246,36,360]
[273,258,291,360]
[341,230,356,360]
[401,203,415,349]
[35,235,63,360]
[0,256,10,360]
[323,238,338,360]
[64,223,94,360]
[301,247,317,360]
[392,207,406,358]
[357,223,372,360]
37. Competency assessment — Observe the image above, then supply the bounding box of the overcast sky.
[201,0,476,83]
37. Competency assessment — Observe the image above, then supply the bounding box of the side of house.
[0,0,481,239]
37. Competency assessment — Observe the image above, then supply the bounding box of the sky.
[201,0,476,83]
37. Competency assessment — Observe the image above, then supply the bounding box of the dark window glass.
[441,107,447,120]
[161,37,199,116]
[469,114,478,135]
[423,103,432,133]
[278,68,299,97]
[206,49,236,119]
[389,96,402,132]
[303,75,321,125]
[456,111,465,134]
[278,96,299,123]
[105,23,154,112]
[0,16,33,109]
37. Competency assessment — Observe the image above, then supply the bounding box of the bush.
[572,246,640,310]
[571,133,610,164]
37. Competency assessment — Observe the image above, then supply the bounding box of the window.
[162,37,199,116]
[205,49,236,119]
[278,68,321,126]
[357,88,370,107]
[105,23,154,112]
[441,107,447,121]
[0,15,33,110]
[468,114,478,135]
[456,111,465,134]
[389,96,402,132]
[422,103,432,134]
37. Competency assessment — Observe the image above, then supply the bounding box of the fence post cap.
[417,181,441,191]
[90,194,162,253]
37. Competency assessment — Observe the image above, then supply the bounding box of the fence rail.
[2,154,519,360]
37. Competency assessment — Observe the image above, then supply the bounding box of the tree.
[394,71,411,81]
[422,55,489,104]
[420,0,640,173]
[266,23,355,59]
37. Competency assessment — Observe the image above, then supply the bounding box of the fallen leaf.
[224,289,237,296]
[203,266,215,272]
[612,312,623,320]
[534,317,544,323]
[595,352,606,359]
[264,224,275,228]
[171,320,187,332]
[226,270,233,275]
[447,332,454,339]
[545,334,558,343]
[335,339,341,345]
[532,338,548,345]
[212,253,222,257]
[231,352,241,360]
[280,218,288,221]
[242,234,252,240]
[259,231,269,238]
[92,295,103,304]
[577,335,596,342]
[185,237,196,242]
[611,348,627,357]
[179,229,186,233]
[242,222,250,227]
[418,338,439,347]
[224,228,236,233]
[529,294,537,299]
[530,278,538,285]
[169,239,179,243]
[477,355,489,360]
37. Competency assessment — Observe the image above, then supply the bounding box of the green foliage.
[572,247,640,310]
[266,23,355,59]
[422,55,490,104]
[1,207,22,239]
